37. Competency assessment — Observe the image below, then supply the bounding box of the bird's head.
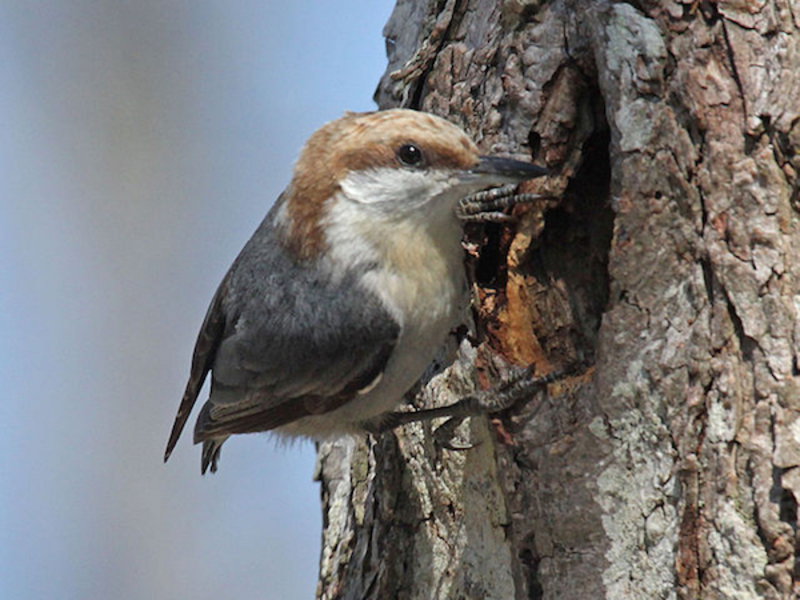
[277,109,546,259]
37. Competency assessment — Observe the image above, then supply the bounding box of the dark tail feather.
[201,439,225,474]
[194,401,226,474]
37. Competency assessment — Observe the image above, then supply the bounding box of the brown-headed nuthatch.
[164,109,547,473]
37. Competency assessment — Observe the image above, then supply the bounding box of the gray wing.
[163,275,228,463]
[164,209,399,471]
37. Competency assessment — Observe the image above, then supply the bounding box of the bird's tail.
[200,438,226,475]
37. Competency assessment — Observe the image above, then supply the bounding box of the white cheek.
[339,167,453,212]
[319,197,379,273]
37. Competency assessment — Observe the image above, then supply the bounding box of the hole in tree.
[521,125,614,364]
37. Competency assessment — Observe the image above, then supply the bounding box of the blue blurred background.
[0,2,394,598]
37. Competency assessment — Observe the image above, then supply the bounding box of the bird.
[164,108,547,474]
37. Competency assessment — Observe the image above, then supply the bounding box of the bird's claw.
[432,416,482,451]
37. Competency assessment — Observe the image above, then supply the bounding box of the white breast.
[288,186,468,433]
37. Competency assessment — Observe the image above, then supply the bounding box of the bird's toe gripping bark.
[456,184,547,223]
[365,362,586,448]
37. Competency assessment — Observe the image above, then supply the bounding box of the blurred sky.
[0,2,394,598]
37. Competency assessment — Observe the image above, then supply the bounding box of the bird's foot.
[456,185,548,223]
[365,361,587,448]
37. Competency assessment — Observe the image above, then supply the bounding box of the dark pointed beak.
[459,156,548,187]
[473,156,548,181]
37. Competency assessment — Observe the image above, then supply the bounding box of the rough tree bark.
[315,1,800,598]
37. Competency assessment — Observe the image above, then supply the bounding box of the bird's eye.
[397,143,424,167]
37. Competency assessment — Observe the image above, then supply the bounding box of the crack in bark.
[390,0,463,109]
[720,18,748,132]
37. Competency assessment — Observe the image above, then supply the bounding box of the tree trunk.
[315,0,800,598]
